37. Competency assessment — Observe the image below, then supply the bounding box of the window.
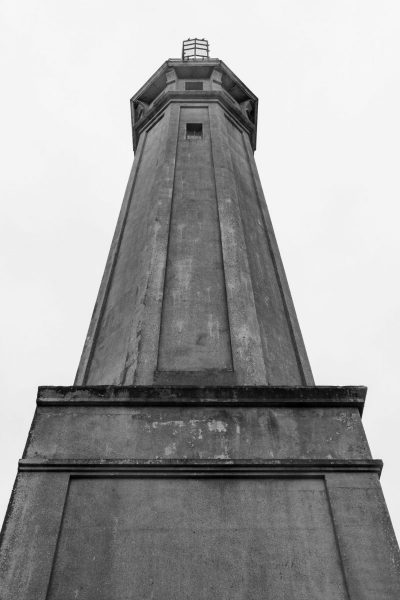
[186,123,203,140]
[185,81,204,91]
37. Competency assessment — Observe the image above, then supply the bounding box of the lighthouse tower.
[1,39,399,600]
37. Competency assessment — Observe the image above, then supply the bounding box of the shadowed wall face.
[84,115,167,384]
[226,118,302,384]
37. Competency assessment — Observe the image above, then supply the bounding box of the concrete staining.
[25,405,370,461]
[1,49,400,599]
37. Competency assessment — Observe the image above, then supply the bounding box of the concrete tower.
[1,39,399,599]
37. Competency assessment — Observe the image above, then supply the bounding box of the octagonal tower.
[76,43,313,387]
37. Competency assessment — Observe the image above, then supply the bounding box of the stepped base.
[1,385,399,599]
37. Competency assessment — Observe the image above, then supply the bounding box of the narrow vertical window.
[186,123,203,140]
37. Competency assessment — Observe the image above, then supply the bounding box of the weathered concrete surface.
[25,386,370,460]
[326,473,400,599]
[0,473,68,599]
[24,406,370,461]
[46,478,348,600]
[226,117,304,383]
[75,60,313,386]
[157,106,232,371]
[0,386,399,599]
[2,469,398,599]
[82,112,168,384]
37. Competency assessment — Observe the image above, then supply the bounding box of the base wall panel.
[47,477,347,600]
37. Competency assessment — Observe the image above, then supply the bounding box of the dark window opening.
[186,123,203,140]
[185,81,204,91]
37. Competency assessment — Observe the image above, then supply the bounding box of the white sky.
[1,0,400,540]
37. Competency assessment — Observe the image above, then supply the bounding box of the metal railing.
[182,38,209,61]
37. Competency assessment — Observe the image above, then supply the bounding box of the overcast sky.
[1,0,400,540]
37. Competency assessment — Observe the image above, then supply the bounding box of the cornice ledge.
[18,457,383,476]
[132,89,256,151]
[37,385,367,415]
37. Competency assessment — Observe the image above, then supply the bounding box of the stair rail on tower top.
[182,38,210,60]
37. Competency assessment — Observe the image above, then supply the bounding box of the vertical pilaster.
[133,103,181,384]
[209,102,267,384]
[325,473,400,599]
[242,134,314,385]
[0,473,69,599]
[74,135,146,385]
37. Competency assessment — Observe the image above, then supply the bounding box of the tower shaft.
[1,43,399,600]
[76,59,312,387]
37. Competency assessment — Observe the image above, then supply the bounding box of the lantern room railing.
[182,38,210,61]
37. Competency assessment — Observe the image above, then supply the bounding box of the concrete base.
[1,385,399,599]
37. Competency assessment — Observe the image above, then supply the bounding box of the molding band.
[18,458,382,476]
[36,385,367,414]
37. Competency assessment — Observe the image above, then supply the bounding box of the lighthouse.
[1,38,399,600]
